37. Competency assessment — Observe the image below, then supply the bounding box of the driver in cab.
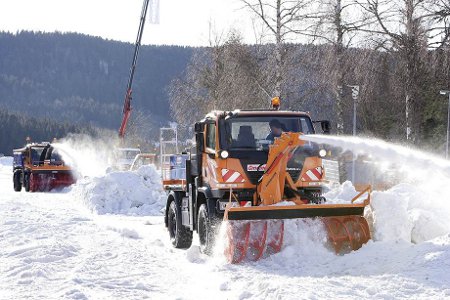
[266,119,284,141]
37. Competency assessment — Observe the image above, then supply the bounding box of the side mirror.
[320,120,331,134]
[194,122,204,133]
[196,132,204,152]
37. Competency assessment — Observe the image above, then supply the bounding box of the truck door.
[204,122,218,185]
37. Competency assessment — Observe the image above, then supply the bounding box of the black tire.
[198,203,220,255]
[168,200,193,249]
[24,173,30,192]
[13,171,22,192]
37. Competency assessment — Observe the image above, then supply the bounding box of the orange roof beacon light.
[271,97,281,110]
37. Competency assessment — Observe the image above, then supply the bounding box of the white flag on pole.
[148,0,160,24]
[351,86,360,101]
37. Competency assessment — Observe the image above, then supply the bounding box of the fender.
[196,187,221,219]
[197,186,213,199]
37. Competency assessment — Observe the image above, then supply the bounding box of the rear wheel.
[13,171,22,192]
[198,204,220,255]
[168,201,193,249]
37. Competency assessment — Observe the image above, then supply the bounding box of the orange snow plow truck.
[13,142,76,192]
[163,100,371,263]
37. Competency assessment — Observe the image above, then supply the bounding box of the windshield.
[30,147,45,164]
[220,116,314,150]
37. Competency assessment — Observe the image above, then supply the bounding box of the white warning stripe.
[302,167,323,181]
[227,172,241,183]
[305,170,319,181]
[221,169,245,183]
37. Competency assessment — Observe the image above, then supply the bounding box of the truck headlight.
[220,150,229,159]
[319,149,327,157]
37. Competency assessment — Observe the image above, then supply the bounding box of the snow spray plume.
[303,135,450,181]
[303,134,450,243]
[53,133,119,177]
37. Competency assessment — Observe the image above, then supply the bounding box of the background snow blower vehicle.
[163,99,371,263]
[13,142,76,192]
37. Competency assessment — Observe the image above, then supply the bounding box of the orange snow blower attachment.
[223,132,371,263]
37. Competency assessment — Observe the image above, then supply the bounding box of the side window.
[300,118,314,134]
[206,123,216,150]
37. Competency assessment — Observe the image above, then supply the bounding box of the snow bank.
[370,183,450,243]
[72,165,165,216]
[324,180,359,203]
[0,156,13,170]
[322,179,449,243]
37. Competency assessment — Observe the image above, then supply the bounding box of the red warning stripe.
[310,167,322,179]
[221,169,245,183]
[301,167,323,181]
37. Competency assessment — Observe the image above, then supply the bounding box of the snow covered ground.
[1,136,450,299]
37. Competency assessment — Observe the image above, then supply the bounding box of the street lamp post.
[440,90,450,159]
[348,85,360,183]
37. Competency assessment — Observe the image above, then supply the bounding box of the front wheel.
[198,204,220,255]
[13,171,22,192]
[168,201,193,249]
[24,173,30,192]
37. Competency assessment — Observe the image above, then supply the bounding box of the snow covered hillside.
[1,136,450,299]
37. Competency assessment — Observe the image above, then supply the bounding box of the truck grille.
[245,170,300,185]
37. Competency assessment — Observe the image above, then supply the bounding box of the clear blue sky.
[0,0,254,46]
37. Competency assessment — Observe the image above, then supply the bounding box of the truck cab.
[163,109,331,253]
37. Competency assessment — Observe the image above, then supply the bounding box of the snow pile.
[370,183,450,243]
[323,180,447,243]
[324,180,359,203]
[303,134,450,245]
[0,156,13,170]
[72,165,165,215]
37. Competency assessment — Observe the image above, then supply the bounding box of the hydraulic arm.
[119,0,150,138]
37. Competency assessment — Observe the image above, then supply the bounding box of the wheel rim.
[168,205,176,240]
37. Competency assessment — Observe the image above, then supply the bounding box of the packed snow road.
[1,153,450,299]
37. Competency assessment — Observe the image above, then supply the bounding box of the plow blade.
[224,204,370,264]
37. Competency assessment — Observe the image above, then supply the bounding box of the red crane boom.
[119,0,150,138]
